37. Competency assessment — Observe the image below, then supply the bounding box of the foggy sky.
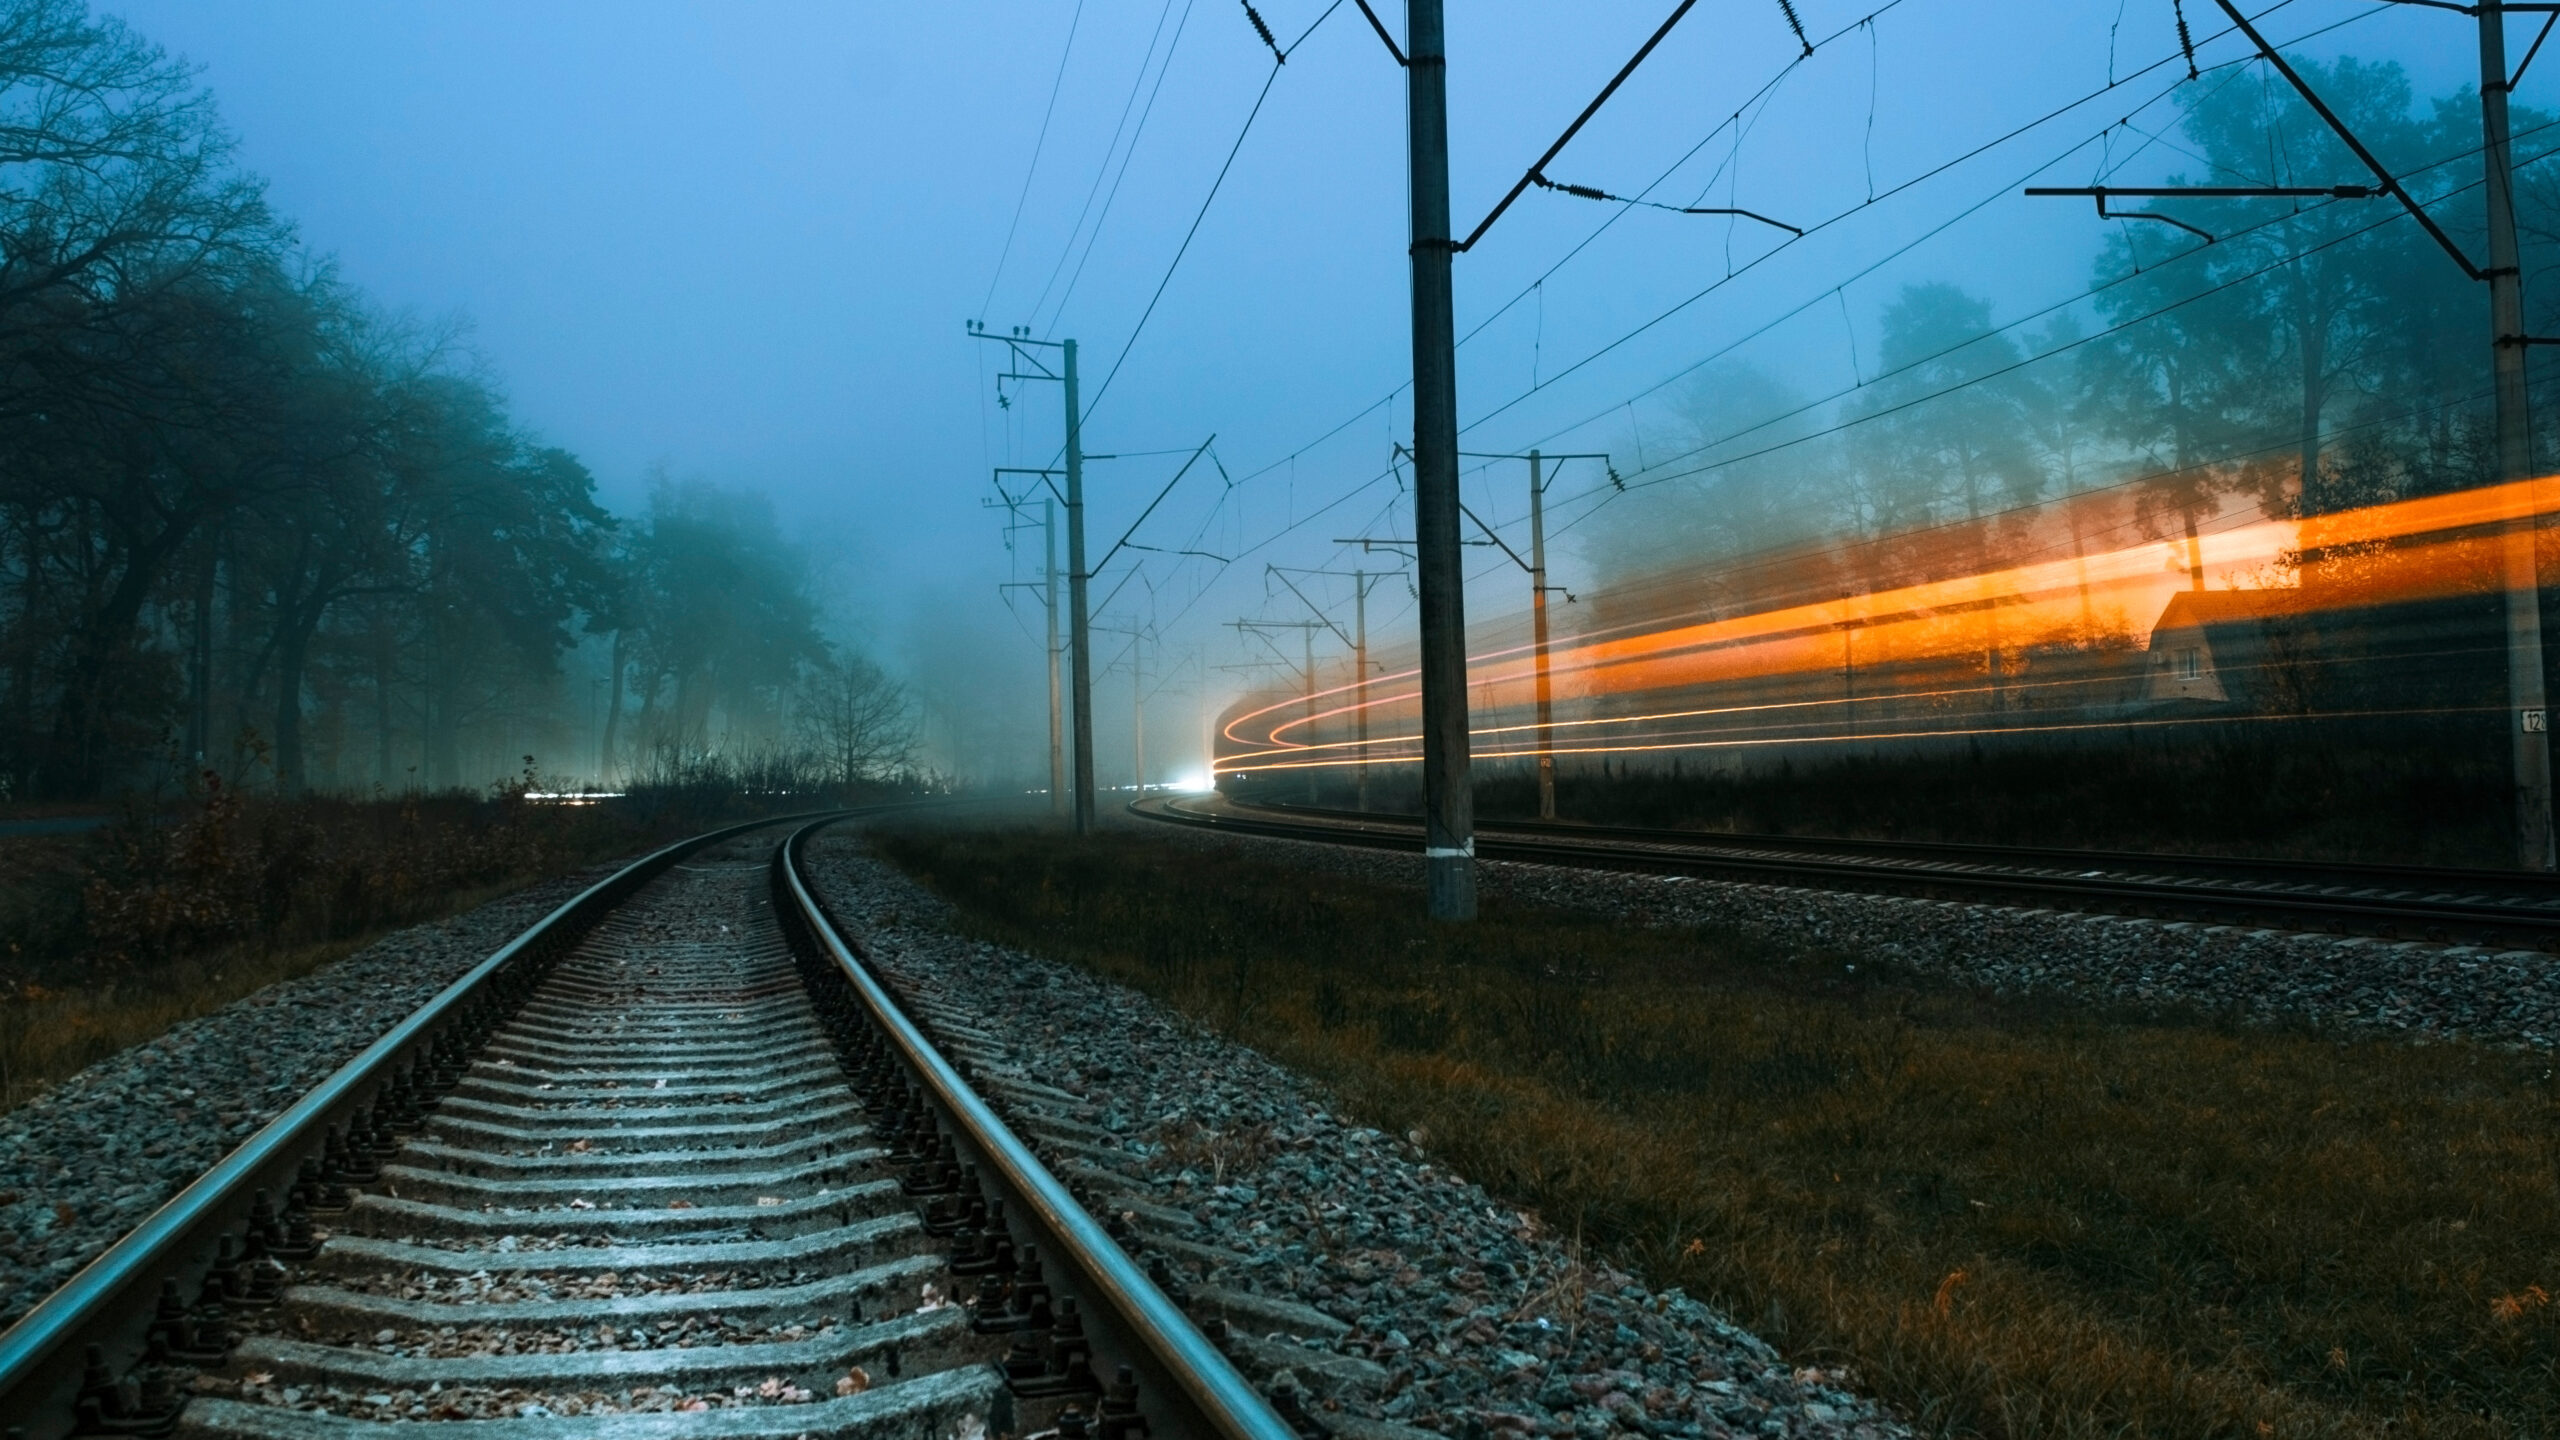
[102,1,2492,780]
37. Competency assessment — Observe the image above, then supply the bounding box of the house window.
[2178,648,2201,679]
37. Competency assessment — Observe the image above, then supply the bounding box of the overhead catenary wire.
[1028,0,1189,331]
[1223,0,2240,500]
[1076,56,1281,425]
[979,0,1088,323]
[1529,170,2535,559]
[1067,0,1347,412]
[1222,0,1915,500]
[1532,116,2560,528]
[1198,7,2434,679]
[1124,0,2404,680]
[1196,1,2316,587]
[1454,0,2356,442]
[1190,5,2515,729]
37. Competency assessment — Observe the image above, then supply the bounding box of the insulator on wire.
[1776,0,1813,56]
[1242,1,1282,60]
[2172,0,2199,79]
[1535,172,1621,205]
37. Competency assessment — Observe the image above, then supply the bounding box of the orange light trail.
[1214,475,2555,775]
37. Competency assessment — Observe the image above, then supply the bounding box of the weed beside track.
[878,821,2560,1440]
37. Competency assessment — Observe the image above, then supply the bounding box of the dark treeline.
[0,0,911,802]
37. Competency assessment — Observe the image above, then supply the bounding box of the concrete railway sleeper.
[0,817,1293,1440]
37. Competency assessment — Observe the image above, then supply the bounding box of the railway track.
[1133,793,2560,950]
[0,815,1291,1440]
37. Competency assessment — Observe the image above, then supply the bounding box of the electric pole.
[1270,565,1401,812]
[1356,0,1697,906]
[1044,500,1064,817]
[1101,625,1148,797]
[2483,3,2555,869]
[1528,451,1555,819]
[1455,449,1605,819]
[1230,618,1330,802]
[1407,0,1475,917]
[1354,571,1371,813]
[2044,3,2560,869]
[970,323,1096,833]
[992,487,1067,816]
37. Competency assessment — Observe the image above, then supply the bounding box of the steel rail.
[1132,794,2560,947]
[1225,797,2560,899]
[778,818,1297,1440]
[0,810,837,1438]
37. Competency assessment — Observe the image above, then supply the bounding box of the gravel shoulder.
[808,830,1909,1440]
[1139,820,2560,1051]
[0,866,615,1329]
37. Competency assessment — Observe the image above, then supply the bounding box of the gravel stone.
[809,832,1911,1440]
[0,868,612,1328]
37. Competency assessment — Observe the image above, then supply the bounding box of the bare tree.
[795,650,914,791]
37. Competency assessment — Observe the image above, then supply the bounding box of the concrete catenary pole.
[1045,498,1065,818]
[1304,625,1319,804]
[1407,0,1476,918]
[2483,4,2555,869]
[1528,450,1557,820]
[1354,570,1371,813]
[1064,339,1097,834]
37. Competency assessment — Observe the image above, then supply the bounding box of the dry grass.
[0,877,529,1111]
[0,771,811,1113]
[878,821,2560,1440]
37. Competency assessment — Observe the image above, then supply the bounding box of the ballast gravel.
[806,833,1907,1440]
[0,869,610,1330]
[1160,824,2560,1051]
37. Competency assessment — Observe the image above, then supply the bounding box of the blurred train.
[1213,476,2555,792]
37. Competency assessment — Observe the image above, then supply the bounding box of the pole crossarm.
[1351,0,1408,65]
[1094,436,1216,574]
[1527,173,1804,235]
[1123,543,1233,561]
[2025,183,2380,243]
[1457,499,1537,576]
[2510,10,2560,87]
[2376,2,2560,12]
[1266,566,1359,651]
[1227,618,1326,674]
[991,466,1067,509]
[2207,0,2487,279]
[1450,0,1702,254]
[2025,185,2376,197]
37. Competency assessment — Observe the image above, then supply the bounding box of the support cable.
[979,1,1087,322]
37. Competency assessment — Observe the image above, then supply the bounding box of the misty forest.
[0,1,916,804]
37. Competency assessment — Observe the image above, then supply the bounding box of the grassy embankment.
[879,820,2560,1440]
[0,774,829,1112]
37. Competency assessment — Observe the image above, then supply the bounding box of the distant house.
[2144,590,2289,706]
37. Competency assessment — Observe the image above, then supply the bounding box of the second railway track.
[0,816,1290,1440]
[1135,794,2560,950]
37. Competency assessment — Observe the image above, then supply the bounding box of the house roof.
[2150,588,2292,635]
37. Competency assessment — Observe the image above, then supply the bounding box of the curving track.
[1134,793,2560,950]
[0,816,1291,1440]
